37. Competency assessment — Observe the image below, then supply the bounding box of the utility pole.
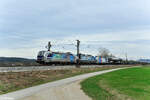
[48,41,51,51]
[125,52,128,64]
[76,40,80,68]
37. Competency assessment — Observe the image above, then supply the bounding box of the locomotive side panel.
[44,52,76,64]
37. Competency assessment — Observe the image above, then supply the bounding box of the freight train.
[36,50,123,65]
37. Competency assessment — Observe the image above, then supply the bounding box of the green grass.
[81,66,150,100]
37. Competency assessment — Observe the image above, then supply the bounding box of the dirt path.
[21,80,91,100]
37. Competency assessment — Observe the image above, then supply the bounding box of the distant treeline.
[0,57,40,67]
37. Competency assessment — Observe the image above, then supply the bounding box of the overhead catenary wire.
[45,41,106,55]
[44,40,130,58]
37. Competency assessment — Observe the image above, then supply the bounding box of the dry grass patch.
[99,80,133,100]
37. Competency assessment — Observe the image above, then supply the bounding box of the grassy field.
[0,65,130,94]
[81,66,150,100]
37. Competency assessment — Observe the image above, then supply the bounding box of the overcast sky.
[0,0,150,59]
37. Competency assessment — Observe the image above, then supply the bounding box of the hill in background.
[0,57,39,67]
[138,59,150,63]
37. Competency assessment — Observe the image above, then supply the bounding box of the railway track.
[0,65,129,72]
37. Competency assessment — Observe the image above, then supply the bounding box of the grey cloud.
[1,0,150,34]
[1,0,150,58]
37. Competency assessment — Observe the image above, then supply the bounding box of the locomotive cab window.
[38,51,46,56]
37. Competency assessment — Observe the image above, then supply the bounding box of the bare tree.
[109,53,116,58]
[97,47,110,58]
